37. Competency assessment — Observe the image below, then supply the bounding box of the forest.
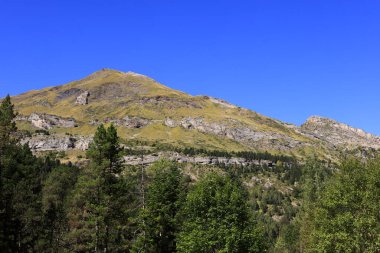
[0,95,379,253]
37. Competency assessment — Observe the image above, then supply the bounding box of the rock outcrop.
[75,91,90,105]
[21,135,92,151]
[123,151,275,167]
[17,113,78,130]
[97,116,151,128]
[205,96,238,109]
[164,117,306,150]
[301,116,380,148]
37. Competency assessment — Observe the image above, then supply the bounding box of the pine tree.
[0,95,17,150]
[40,164,79,251]
[65,124,132,252]
[0,95,18,251]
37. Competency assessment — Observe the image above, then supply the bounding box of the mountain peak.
[91,68,124,75]
[305,115,336,125]
[83,68,123,81]
[82,69,152,83]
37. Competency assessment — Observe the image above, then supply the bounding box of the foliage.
[132,159,188,253]
[302,159,380,252]
[177,173,267,253]
[0,95,17,147]
[65,124,134,252]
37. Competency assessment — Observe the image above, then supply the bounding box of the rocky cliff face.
[300,116,380,149]
[21,135,92,152]
[164,117,307,150]
[17,113,77,129]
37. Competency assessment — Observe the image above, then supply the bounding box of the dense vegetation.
[1,96,379,252]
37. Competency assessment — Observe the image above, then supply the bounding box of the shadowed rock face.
[301,116,380,148]
[56,88,81,101]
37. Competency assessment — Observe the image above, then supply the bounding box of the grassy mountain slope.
[10,69,341,159]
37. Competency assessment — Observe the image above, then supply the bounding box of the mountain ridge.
[7,69,380,160]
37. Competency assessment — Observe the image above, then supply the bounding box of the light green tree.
[304,159,380,253]
[132,159,188,253]
[177,173,267,253]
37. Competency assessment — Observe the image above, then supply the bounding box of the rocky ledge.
[123,151,277,167]
[17,113,77,130]
[301,116,380,148]
[21,135,92,151]
[164,117,306,150]
[90,116,151,128]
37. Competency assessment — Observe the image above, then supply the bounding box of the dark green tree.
[40,164,79,251]
[0,95,17,149]
[65,124,133,252]
[177,173,267,253]
[1,143,49,252]
[132,160,188,253]
[0,95,56,251]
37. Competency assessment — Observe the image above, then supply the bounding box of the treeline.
[180,147,295,163]
[125,141,295,163]
[1,95,379,252]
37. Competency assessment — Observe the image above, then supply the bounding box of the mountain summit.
[10,69,380,160]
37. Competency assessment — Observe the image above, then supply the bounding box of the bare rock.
[123,151,276,167]
[75,136,93,150]
[103,116,150,128]
[206,96,238,109]
[301,116,380,148]
[27,113,77,129]
[123,116,150,128]
[21,135,93,151]
[75,91,90,105]
[123,154,160,165]
[21,135,76,151]
[164,117,306,150]
[164,117,178,127]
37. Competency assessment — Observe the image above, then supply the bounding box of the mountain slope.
[10,69,379,160]
[301,116,380,149]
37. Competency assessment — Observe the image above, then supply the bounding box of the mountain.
[9,68,380,161]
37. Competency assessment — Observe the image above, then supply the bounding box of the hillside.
[3,69,380,253]
[10,68,380,160]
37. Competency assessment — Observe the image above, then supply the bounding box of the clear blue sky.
[1,1,380,134]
